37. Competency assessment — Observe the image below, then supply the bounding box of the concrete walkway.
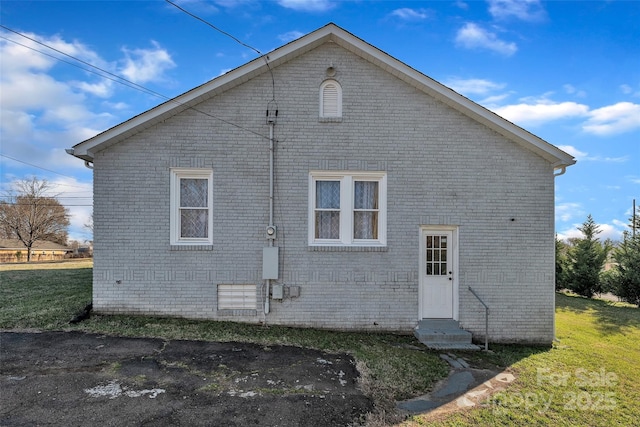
[397,353,516,418]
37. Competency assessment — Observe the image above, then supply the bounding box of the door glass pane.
[425,233,451,276]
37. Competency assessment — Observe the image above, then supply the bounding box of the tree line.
[556,211,640,307]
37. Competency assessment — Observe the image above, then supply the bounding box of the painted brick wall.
[92,42,556,344]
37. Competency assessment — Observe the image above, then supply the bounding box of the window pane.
[354,211,378,239]
[354,181,378,209]
[315,211,340,239]
[181,209,208,238]
[180,179,207,207]
[316,181,340,209]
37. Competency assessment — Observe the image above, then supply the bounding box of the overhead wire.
[0,154,79,180]
[164,0,276,102]
[0,24,269,140]
[1,14,280,209]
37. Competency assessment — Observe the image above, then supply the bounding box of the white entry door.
[420,228,456,319]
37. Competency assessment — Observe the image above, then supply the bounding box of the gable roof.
[68,23,575,171]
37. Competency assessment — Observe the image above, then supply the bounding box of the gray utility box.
[262,247,279,280]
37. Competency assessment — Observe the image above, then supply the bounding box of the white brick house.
[68,24,575,344]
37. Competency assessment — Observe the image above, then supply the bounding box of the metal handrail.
[468,286,489,351]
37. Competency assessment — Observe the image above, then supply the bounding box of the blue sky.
[1,0,638,243]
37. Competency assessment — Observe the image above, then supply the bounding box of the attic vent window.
[320,79,342,119]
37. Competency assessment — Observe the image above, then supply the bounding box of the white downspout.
[552,164,567,341]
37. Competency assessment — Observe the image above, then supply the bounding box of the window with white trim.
[320,80,342,118]
[309,171,387,246]
[170,168,213,245]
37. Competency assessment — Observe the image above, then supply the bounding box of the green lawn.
[1,261,638,426]
[403,293,640,426]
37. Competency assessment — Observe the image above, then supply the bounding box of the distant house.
[67,24,575,344]
[0,239,71,263]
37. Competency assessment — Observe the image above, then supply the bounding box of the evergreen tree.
[608,207,640,306]
[555,237,571,291]
[566,215,608,298]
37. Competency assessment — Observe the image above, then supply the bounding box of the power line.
[164,0,276,102]
[0,154,79,180]
[0,25,270,140]
[0,34,160,98]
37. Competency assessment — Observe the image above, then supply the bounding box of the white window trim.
[319,79,342,118]
[308,171,387,247]
[170,168,214,245]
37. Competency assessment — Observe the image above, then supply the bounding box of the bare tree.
[84,211,93,234]
[0,177,70,261]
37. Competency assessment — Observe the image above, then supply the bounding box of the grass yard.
[1,261,639,426]
[403,293,640,426]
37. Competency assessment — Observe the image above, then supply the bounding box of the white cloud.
[479,93,512,104]
[619,84,640,97]
[492,100,589,124]
[444,78,506,95]
[120,41,176,84]
[556,145,627,163]
[557,222,625,242]
[455,23,517,56]
[557,145,587,160]
[277,0,335,12]
[556,202,584,222]
[278,31,305,43]
[563,84,586,98]
[73,80,114,97]
[582,102,640,136]
[0,31,174,244]
[488,0,546,22]
[0,36,115,150]
[390,8,432,21]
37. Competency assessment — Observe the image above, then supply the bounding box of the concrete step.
[414,319,480,351]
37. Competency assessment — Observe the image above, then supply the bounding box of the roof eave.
[68,23,576,169]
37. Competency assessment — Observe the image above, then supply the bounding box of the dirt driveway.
[0,331,373,426]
